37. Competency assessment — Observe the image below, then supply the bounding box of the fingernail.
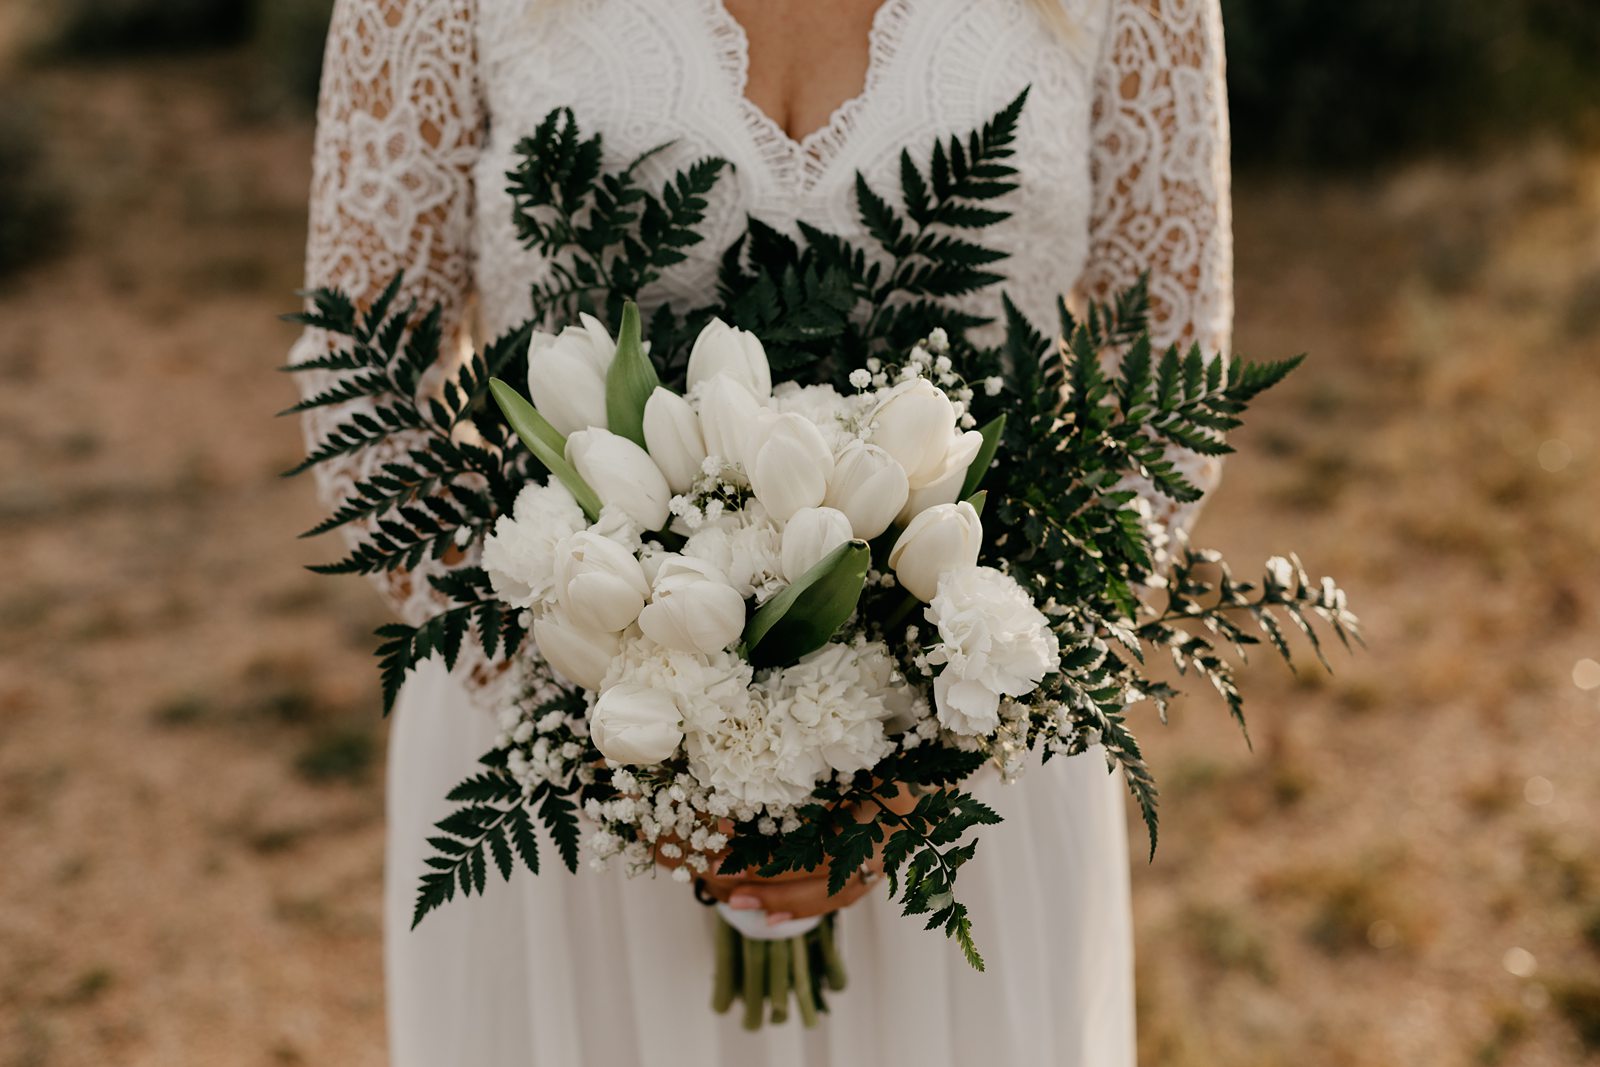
[765,912,793,926]
[728,894,760,910]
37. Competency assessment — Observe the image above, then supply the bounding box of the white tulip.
[637,555,747,655]
[824,441,911,540]
[887,501,983,602]
[591,682,684,765]
[566,427,672,531]
[868,379,958,487]
[780,506,855,582]
[533,609,621,691]
[552,529,650,633]
[686,318,772,397]
[697,376,769,472]
[526,313,615,436]
[641,388,706,494]
[897,429,985,523]
[749,413,834,524]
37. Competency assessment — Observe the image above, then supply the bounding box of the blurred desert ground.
[1,2,1598,1065]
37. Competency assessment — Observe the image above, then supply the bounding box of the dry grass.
[0,47,1597,1067]
[1134,146,1600,1066]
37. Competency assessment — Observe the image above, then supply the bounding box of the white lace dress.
[291,1,1232,1063]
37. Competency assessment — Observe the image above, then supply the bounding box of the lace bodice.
[290,0,1233,668]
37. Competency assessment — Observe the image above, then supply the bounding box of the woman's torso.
[470,0,1113,337]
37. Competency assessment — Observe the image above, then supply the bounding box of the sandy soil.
[1,49,1597,1067]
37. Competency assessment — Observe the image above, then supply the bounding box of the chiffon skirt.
[386,659,1136,1067]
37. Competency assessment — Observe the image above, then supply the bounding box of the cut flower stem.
[711,913,844,1029]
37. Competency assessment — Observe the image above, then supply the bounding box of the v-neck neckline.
[703,0,912,190]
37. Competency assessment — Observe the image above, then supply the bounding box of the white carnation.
[601,632,753,734]
[770,382,865,453]
[761,640,902,776]
[683,694,822,811]
[924,566,1059,736]
[599,637,819,811]
[481,482,588,608]
[683,639,913,812]
[590,503,644,553]
[682,501,785,602]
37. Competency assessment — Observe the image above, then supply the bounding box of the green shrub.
[42,0,253,56]
[1223,0,1600,167]
[0,94,65,279]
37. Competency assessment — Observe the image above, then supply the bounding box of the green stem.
[792,930,819,1027]
[767,938,791,1024]
[711,918,738,1014]
[818,916,848,992]
[866,793,964,889]
[1138,593,1277,632]
[741,936,766,1031]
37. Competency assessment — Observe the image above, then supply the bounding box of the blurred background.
[1,1,1597,1064]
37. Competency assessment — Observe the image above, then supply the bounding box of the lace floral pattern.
[292,0,1232,698]
[1081,0,1233,534]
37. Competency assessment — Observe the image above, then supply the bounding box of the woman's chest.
[470,0,1111,333]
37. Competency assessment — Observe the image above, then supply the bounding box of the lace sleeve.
[1079,0,1233,537]
[289,0,484,625]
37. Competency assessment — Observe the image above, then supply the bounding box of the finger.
[703,875,831,911]
[697,869,797,903]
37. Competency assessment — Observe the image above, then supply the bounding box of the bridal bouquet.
[286,92,1359,1027]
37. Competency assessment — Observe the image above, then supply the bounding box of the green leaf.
[507,804,540,875]
[510,396,568,456]
[743,540,870,667]
[488,378,602,520]
[958,413,1005,499]
[604,301,660,447]
[825,821,882,897]
[964,489,987,517]
[540,791,581,874]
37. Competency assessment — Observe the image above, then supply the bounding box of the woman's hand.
[703,858,881,925]
[662,783,920,926]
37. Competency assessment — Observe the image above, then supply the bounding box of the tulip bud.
[552,529,651,633]
[897,429,985,523]
[526,314,615,436]
[824,441,911,540]
[637,555,747,655]
[780,507,855,582]
[749,413,834,524]
[566,427,672,532]
[868,379,958,488]
[686,318,772,397]
[641,388,706,494]
[590,682,684,764]
[887,501,983,602]
[697,376,769,472]
[533,609,622,691]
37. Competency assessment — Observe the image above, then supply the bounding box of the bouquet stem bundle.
[712,915,846,1029]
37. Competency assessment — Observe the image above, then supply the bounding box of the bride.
[290,0,1231,1063]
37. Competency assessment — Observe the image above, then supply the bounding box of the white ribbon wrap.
[714,902,822,941]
